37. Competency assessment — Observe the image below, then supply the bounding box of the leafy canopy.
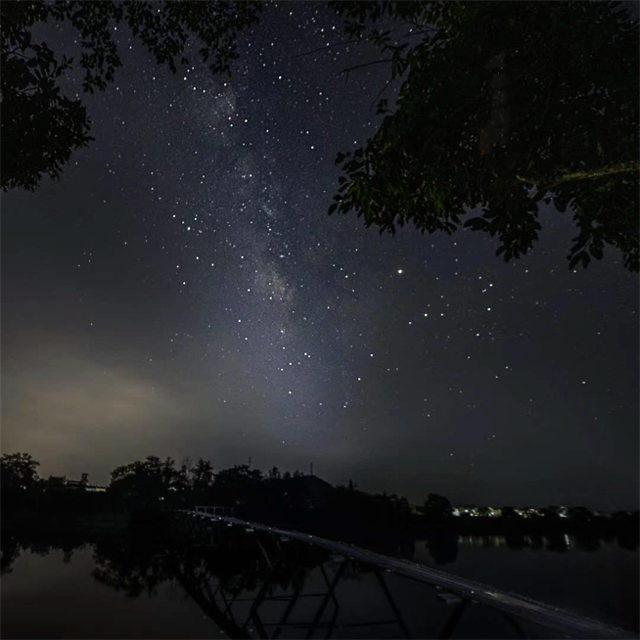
[328,1,639,270]
[0,452,41,491]
[3,0,637,271]
[1,0,261,191]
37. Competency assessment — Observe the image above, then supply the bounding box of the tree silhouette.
[0,534,22,576]
[0,452,41,492]
[328,1,639,271]
[538,507,560,522]
[92,534,172,598]
[3,1,638,272]
[422,493,452,518]
[501,506,520,519]
[191,458,215,493]
[109,455,179,509]
[0,0,261,191]
[213,464,263,507]
[568,505,594,523]
[268,466,282,481]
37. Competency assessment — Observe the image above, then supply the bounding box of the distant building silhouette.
[47,473,106,493]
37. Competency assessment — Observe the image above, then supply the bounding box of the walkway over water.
[176,509,638,640]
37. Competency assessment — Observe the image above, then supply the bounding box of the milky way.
[2,2,638,509]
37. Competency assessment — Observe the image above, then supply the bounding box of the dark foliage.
[0,0,261,191]
[328,1,639,271]
[2,452,638,555]
[1,451,40,492]
[3,1,636,271]
[422,492,453,518]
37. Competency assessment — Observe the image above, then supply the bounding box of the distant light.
[397,269,403,274]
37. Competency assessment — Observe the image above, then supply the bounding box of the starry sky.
[2,2,638,509]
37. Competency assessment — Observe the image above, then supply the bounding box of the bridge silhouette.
[167,508,638,640]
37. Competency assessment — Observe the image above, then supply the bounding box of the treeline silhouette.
[1,452,412,541]
[2,452,638,552]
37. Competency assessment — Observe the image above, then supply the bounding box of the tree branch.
[369,76,394,110]
[292,40,354,59]
[338,58,393,76]
[516,161,639,192]
[6,50,32,60]
[404,18,438,39]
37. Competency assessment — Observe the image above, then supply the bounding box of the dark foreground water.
[1,531,637,639]
[413,535,639,633]
[2,545,215,639]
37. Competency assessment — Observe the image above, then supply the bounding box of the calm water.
[2,546,215,639]
[1,532,637,639]
[413,535,639,633]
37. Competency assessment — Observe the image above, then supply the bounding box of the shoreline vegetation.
[2,452,638,554]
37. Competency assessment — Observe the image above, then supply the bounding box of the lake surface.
[1,531,637,639]
[413,535,639,633]
[2,546,217,639]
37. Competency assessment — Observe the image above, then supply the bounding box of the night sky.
[2,2,638,510]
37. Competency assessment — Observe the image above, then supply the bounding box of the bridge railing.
[174,509,638,640]
[194,505,235,517]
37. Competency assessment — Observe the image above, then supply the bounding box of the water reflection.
[89,531,420,639]
[0,534,21,575]
[422,531,635,561]
[2,526,637,639]
[1,531,86,575]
